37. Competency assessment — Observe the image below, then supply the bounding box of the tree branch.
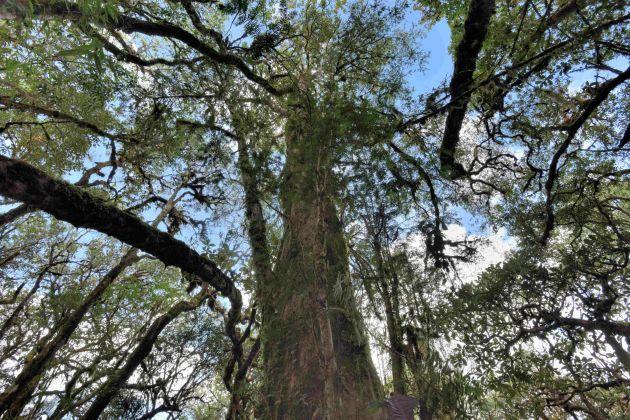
[3,1,283,96]
[0,155,243,395]
[439,0,495,179]
[541,66,630,244]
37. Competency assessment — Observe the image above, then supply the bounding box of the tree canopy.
[0,0,628,418]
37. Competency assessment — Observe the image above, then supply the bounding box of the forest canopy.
[0,0,628,418]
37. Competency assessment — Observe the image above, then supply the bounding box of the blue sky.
[409,18,453,95]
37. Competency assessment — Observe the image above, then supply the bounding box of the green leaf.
[56,43,95,58]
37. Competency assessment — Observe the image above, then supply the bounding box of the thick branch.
[439,0,495,179]
[553,316,630,338]
[0,160,115,228]
[604,334,630,371]
[0,155,243,382]
[0,155,237,295]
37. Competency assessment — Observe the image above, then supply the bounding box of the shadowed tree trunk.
[359,198,407,396]
[373,240,406,396]
[263,108,383,419]
[225,119,275,419]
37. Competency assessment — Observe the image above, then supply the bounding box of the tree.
[0,0,628,418]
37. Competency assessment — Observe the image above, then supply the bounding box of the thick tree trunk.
[262,113,383,419]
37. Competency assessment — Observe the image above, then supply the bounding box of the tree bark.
[439,0,495,179]
[262,111,383,419]
[229,127,274,419]
[0,160,113,228]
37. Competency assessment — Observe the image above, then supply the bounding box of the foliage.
[0,0,627,418]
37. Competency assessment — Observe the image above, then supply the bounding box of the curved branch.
[541,66,630,244]
[0,160,116,228]
[0,155,243,395]
[3,1,283,96]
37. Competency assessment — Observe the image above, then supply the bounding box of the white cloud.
[448,224,514,282]
[405,223,515,283]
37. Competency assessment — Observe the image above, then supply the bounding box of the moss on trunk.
[262,110,383,419]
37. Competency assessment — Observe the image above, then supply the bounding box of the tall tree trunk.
[404,327,434,420]
[263,111,383,419]
[365,210,406,395]
[388,265,405,396]
[226,122,274,419]
[383,297,406,395]
[377,253,406,395]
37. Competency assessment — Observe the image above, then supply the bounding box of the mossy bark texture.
[262,110,383,419]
